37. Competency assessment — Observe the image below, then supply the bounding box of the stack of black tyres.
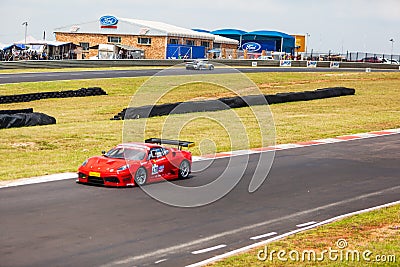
[113,87,355,120]
[0,108,56,129]
[0,87,107,104]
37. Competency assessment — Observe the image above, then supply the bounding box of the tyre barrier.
[0,112,56,129]
[0,108,33,114]
[0,87,107,104]
[112,87,355,120]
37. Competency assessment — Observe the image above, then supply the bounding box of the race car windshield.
[104,147,146,160]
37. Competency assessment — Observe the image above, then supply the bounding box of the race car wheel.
[134,167,147,186]
[178,160,191,179]
[209,65,214,70]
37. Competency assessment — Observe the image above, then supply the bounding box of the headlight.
[81,160,88,167]
[117,164,130,171]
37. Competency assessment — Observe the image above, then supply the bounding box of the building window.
[108,36,121,43]
[186,40,195,46]
[213,43,221,49]
[169,38,179,45]
[201,41,210,48]
[80,42,89,51]
[138,37,152,45]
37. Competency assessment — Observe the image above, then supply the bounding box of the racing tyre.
[209,65,214,70]
[134,167,147,186]
[178,160,191,179]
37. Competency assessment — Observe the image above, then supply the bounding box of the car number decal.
[152,164,159,175]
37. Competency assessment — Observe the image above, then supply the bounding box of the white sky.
[1,0,399,54]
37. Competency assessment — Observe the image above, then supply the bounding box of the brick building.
[54,16,238,59]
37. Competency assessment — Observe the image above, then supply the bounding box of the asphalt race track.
[1,134,399,267]
[0,67,396,84]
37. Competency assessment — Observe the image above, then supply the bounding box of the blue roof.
[210,29,247,36]
[245,31,294,39]
[2,43,26,51]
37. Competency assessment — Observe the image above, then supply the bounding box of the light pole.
[389,38,394,62]
[22,21,28,46]
[306,33,311,59]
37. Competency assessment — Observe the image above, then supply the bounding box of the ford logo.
[100,16,119,26]
[242,42,262,52]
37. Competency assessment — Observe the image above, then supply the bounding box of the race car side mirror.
[101,150,106,155]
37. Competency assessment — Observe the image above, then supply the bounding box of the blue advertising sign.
[100,16,119,26]
[241,42,262,53]
[241,41,277,53]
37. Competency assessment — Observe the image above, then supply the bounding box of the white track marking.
[100,186,400,267]
[296,221,317,227]
[154,259,167,264]
[0,173,77,189]
[273,144,303,150]
[186,200,400,267]
[250,232,277,240]
[191,244,227,255]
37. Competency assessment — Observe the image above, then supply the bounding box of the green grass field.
[0,72,399,180]
[210,204,400,266]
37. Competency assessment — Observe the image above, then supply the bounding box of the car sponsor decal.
[158,165,165,173]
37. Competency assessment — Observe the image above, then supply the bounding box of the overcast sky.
[1,0,399,54]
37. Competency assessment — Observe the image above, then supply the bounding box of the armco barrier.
[1,59,399,70]
[0,87,107,104]
[113,87,355,120]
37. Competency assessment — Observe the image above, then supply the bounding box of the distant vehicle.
[77,138,193,187]
[358,57,382,63]
[381,58,399,65]
[257,56,274,60]
[185,60,214,70]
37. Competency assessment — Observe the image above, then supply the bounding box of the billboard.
[292,34,306,53]
[241,41,277,53]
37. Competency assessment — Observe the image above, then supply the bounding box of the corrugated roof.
[54,17,218,40]
[213,35,239,45]
[120,18,215,39]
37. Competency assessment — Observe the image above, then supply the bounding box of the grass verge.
[0,72,399,180]
[209,204,400,266]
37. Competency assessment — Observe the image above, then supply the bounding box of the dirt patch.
[368,224,400,241]
[11,142,36,149]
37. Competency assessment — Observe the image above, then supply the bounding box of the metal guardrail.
[0,59,399,70]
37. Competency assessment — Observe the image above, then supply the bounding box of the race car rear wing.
[145,138,194,150]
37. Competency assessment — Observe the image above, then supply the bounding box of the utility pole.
[22,21,28,46]
[389,38,394,62]
[306,33,311,59]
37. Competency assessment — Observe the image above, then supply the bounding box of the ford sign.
[100,16,119,26]
[242,42,262,52]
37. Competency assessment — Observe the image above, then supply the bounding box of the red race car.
[77,138,193,187]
